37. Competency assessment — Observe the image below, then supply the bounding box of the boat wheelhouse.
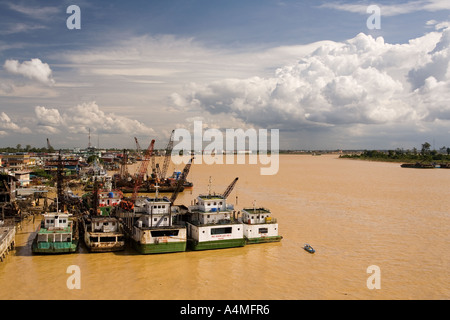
[128,196,187,254]
[241,207,282,244]
[32,213,78,254]
[186,194,245,251]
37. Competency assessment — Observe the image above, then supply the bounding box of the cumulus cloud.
[171,26,450,133]
[4,58,55,86]
[34,102,155,136]
[35,106,63,126]
[0,112,20,131]
[0,112,31,134]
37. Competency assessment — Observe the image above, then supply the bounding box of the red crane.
[132,139,155,202]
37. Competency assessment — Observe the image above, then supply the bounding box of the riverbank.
[339,150,450,164]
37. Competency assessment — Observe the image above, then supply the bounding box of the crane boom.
[134,137,142,160]
[46,138,54,151]
[161,130,175,180]
[170,157,194,205]
[132,139,155,202]
[222,177,239,199]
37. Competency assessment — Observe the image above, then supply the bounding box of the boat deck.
[188,219,242,227]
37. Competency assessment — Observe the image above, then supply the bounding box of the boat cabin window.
[211,227,232,235]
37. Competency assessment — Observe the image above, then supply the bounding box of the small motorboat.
[303,244,315,254]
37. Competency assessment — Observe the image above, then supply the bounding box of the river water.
[0,155,449,300]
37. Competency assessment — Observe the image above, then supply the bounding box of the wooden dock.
[0,225,15,262]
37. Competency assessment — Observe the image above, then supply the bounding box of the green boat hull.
[131,239,186,255]
[32,239,79,254]
[188,238,246,251]
[245,236,283,244]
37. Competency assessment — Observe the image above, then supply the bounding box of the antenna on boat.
[208,176,212,196]
[155,183,160,200]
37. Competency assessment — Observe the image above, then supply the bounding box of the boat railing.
[245,217,277,225]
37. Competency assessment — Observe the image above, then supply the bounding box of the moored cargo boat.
[32,213,79,254]
[401,162,435,168]
[186,190,245,251]
[81,214,125,252]
[241,207,282,244]
[127,196,187,254]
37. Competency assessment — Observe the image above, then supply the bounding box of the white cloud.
[7,3,59,20]
[34,102,155,136]
[321,0,450,17]
[171,26,450,135]
[35,106,63,126]
[60,34,331,86]
[0,112,31,134]
[0,112,20,131]
[0,23,47,35]
[4,58,55,86]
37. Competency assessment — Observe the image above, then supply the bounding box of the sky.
[1,0,450,150]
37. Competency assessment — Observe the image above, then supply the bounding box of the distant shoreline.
[339,150,450,164]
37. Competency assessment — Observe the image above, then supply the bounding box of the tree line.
[340,142,450,163]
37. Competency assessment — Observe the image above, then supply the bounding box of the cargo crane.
[46,138,54,152]
[160,130,175,180]
[136,136,156,177]
[132,139,155,202]
[134,137,142,160]
[119,149,129,179]
[170,157,194,205]
[222,177,239,199]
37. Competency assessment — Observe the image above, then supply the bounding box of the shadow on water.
[12,217,38,257]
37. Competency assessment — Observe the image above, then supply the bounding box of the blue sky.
[1,0,450,150]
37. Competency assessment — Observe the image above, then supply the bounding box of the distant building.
[13,171,31,187]
[0,154,31,170]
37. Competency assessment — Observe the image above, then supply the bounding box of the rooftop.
[198,194,225,200]
[242,208,271,214]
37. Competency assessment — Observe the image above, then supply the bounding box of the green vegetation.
[31,168,53,180]
[340,142,450,164]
